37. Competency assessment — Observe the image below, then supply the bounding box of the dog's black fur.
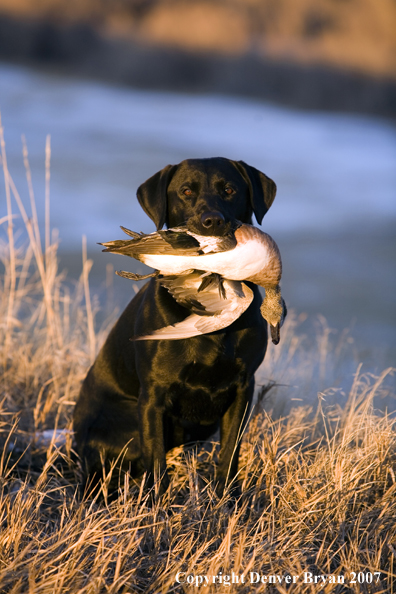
[73,157,276,495]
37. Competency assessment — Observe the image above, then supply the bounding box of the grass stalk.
[0,112,16,371]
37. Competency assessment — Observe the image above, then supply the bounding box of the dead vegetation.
[0,0,395,78]
[0,122,395,593]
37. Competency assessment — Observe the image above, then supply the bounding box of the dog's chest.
[163,348,245,424]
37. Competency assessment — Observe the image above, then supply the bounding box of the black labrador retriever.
[73,157,276,495]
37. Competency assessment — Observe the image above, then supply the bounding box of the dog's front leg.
[138,389,169,492]
[216,379,254,496]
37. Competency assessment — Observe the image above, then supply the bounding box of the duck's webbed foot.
[115,270,159,281]
[198,272,227,299]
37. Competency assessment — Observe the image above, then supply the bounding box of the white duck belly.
[141,239,269,279]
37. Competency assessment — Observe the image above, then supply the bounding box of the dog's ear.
[234,161,276,225]
[137,164,178,230]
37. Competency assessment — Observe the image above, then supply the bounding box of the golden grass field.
[0,120,395,593]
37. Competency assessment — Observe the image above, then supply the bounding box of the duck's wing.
[135,277,254,340]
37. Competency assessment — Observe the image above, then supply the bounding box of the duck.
[101,223,281,283]
[100,224,238,281]
[101,223,286,344]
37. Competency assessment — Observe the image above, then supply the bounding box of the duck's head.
[260,286,287,345]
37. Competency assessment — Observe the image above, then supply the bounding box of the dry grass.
[1,123,395,593]
[0,0,395,77]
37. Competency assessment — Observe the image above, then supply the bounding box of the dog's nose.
[200,211,225,232]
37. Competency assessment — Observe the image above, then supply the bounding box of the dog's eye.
[182,188,193,196]
[224,185,234,195]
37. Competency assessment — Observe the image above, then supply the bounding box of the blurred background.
[0,0,395,370]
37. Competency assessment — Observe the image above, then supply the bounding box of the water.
[0,62,395,370]
[1,62,395,246]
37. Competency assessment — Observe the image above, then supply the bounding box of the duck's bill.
[270,323,280,345]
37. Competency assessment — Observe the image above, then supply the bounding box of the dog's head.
[137,157,276,235]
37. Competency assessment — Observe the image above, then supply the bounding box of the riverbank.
[0,8,395,117]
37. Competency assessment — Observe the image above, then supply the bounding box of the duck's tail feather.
[100,239,135,252]
[120,226,144,239]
